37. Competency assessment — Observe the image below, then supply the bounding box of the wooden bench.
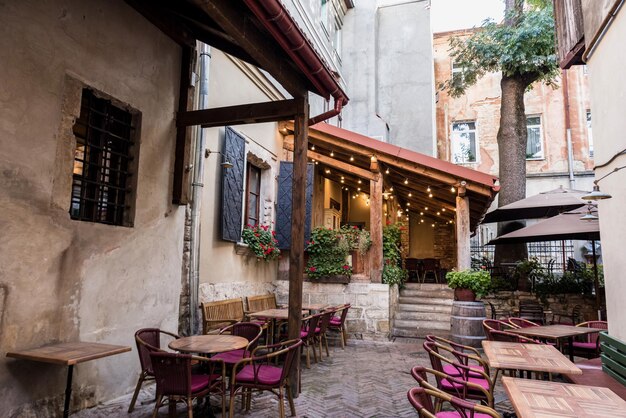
[201,298,245,334]
[246,294,279,313]
[564,332,626,401]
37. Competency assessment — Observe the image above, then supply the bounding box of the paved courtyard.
[76,338,514,418]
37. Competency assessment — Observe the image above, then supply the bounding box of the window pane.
[451,121,477,163]
[526,116,543,159]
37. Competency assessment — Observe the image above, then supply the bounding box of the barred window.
[70,89,138,226]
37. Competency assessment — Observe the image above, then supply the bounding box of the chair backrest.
[219,322,263,354]
[245,339,303,386]
[201,298,245,334]
[411,365,492,406]
[246,294,277,312]
[489,329,537,344]
[150,351,193,397]
[483,319,517,339]
[135,328,178,375]
[422,258,440,270]
[407,386,500,418]
[577,320,608,343]
[301,314,321,340]
[405,258,420,270]
[519,302,544,323]
[572,305,583,323]
[509,317,540,328]
[407,387,436,418]
[425,335,482,358]
[487,302,497,320]
[318,310,334,335]
[334,304,350,326]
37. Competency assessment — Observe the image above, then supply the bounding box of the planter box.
[312,275,351,284]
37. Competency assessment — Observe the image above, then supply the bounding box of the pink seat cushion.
[440,377,490,392]
[190,374,210,393]
[235,364,283,386]
[436,412,494,418]
[330,318,341,325]
[573,341,597,350]
[442,364,484,378]
[213,349,246,364]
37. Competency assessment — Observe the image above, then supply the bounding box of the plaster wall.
[0,0,184,414]
[584,7,626,341]
[348,193,371,229]
[341,0,435,155]
[408,219,436,258]
[434,31,594,187]
[197,51,283,301]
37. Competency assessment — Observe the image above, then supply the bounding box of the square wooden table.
[249,308,308,344]
[6,341,131,418]
[482,341,581,377]
[502,376,626,417]
[508,324,603,361]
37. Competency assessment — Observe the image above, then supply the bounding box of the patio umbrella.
[482,186,588,223]
[488,206,602,317]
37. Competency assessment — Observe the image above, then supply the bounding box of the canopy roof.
[488,206,599,245]
[282,122,499,230]
[482,186,588,224]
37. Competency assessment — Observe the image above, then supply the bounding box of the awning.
[282,122,499,230]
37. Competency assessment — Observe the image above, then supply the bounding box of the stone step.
[402,283,450,290]
[395,310,452,321]
[399,288,454,298]
[398,296,454,306]
[393,319,451,331]
[392,327,451,338]
[397,303,452,313]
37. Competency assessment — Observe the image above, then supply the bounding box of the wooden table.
[302,303,330,312]
[502,376,626,417]
[6,341,131,418]
[482,341,581,378]
[168,335,248,354]
[508,324,603,361]
[249,309,307,344]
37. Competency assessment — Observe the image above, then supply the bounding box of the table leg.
[568,336,574,361]
[63,365,74,418]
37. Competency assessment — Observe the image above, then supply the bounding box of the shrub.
[241,224,280,261]
[382,223,408,286]
[306,227,352,278]
[446,269,492,299]
[339,225,372,255]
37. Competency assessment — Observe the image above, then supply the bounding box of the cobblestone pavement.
[76,338,515,418]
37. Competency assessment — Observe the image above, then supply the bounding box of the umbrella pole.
[561,240,566,272]
[592,240,601,320]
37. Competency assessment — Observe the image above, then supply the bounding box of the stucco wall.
[584,7,626,341]
[0,0,184,415]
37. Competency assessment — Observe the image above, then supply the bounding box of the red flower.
[309,266,317,272]
[342,265,351,270]
[353,226,358,229]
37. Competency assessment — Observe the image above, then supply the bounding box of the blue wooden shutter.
[221,127,245,242]
[276,161,313,250]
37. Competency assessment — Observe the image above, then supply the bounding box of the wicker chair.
[407,386,501,418]
[509,317,540,328]
[300,314,321,368]
[425,335,487,379]
[315,310,334,360]
[212,322,263,366]
[564,320,609,358]
[482,319,519,340]
[328,303,350,349]
[488,329,538,344]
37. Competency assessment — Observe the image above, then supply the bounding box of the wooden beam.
[287,95,309,396]
[126,0,197,47]
[455,193,471,270]
[282,140,377,181]
[195,0,310,97]
[173,45,196,205]
[370,174,383,283]
[177,99,302,128]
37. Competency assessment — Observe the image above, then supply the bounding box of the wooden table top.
[482,341,581,375]
[303,304,330,311]
[168,335,248,354]
[508,324,603,339]
[6,342,131,366]
[502,376,626,417]
[248,308,307,320]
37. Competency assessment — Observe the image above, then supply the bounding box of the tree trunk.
[494,75,529,266]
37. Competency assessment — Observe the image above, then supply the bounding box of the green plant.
[241,224,280,261]
[382,223,408,286]
[306,227,352,278]
[339,225,372,255]
[514,257,547,283]
[446,270,492,299]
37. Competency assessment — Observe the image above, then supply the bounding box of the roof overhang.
[282,122,499,231]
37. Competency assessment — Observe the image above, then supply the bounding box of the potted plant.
[446,269,491,301]
[339,225,372,273]
[241,224,280,261]
[513,258,545,292]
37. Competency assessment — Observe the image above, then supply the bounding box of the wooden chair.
[421,258,441,283]
[552,304,583,325]
[201,298,245,334]
[518,301,545,325]
[565,320,608,359]
[246,293,279,313]
[407,386,501,418]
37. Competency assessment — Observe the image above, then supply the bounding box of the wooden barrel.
[450,301,486,348]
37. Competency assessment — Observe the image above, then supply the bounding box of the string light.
[341,176,345,180]
[420,212,424,216]
[420,219,424,223]
[408,192,412,197]
[431,223,435,228]
[407,202,411,206]
[358,179,362,184]
[404,178,409,185]
[330,151,334,157]
[405,208,409,212]
[350,155,354,161]
[424,207,428,210]
[311,145,315,151]
[429,193,433,198]
[315,161,318,165]
[390,187,394,192]
[450,186,456,193]
[427,186,431,193]
[442,208,446,212]
[325,169,331,174]
[357,187,361,191]
[341,179,344,183]
[437,211,441,216]
[385,168,390,174]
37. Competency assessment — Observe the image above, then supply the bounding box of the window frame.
[525,115,544,160]
[451,120,478,164]
[245,162,262,227]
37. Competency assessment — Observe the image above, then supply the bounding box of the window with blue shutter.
[221,127,245,242]
[275,161,313,250]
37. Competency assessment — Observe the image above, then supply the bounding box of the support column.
[455,183,471,270]
[287,95,308,396]
[370,173,383,283]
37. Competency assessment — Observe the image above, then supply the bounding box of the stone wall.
[483,291,599,322]
[275,281,392,340]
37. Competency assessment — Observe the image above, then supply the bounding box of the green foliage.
[446,269,492,299]
[514,257,547,283]
[339,225,372,255]
[241,224,280,261]
[533,264,603,301]
[382,223,408,286]
[445,2,559,97]
[306,227,352,278]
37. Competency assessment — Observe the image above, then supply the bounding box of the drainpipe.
[189,43,211,335]
[562,69,576,189]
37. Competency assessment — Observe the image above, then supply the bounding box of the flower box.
[313,275,351,284]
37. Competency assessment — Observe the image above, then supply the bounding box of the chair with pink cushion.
[212,322,263,366]
[315,310,334,360]
[508,317,540,328]
[423,341,494,408]
[150,351,226,418]
[488,329,538,344]
[566,320,608,358]
[229,338,303,418]
[300,314,321,368]
[425,335,488,379]
[407,386,501,418]
[328,303,350,349]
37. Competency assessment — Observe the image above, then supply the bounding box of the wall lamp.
[205,149,233,169]
[582,165,626,200]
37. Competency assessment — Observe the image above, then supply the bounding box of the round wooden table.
[168,335,248,354]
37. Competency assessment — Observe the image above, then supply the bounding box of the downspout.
[189,43,211,335]
[562,69,576,189]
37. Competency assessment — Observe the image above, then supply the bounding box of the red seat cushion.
[235,364,283,386]
[330,318,341,325]
[573,341,597,350]
[436,412,494,418]
[190,374,210,393]
[442,364,484,378]
[440,377,490,392]
[213,349,246,364]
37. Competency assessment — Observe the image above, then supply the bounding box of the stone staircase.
[392,283,454,338]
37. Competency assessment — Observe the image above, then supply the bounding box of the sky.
[430,0,505,33]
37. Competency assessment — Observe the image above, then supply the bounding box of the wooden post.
[370,173,383,283]
[455,184,471,270]
[287,95,309,396]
